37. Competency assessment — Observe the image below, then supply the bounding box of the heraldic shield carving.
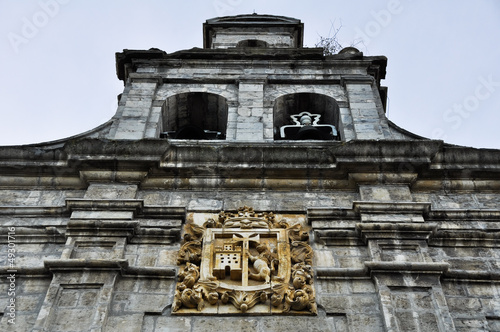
[173,207,316,315]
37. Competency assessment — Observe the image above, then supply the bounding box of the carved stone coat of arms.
[173,207,316,315]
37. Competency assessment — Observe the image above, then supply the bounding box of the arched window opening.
[236,39,269,48]
[161,92,228,140]
[273,93,340,141]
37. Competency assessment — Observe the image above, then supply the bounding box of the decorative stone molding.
[0,266,51,276]
[0,225,65,244]
[43,259,176,277]
[356,223,438,242]
[353,202,431,215]
[354,201,431,223]
[66,199,144,213]
[79,170,149,184]
[348,172,418,185]
[44,259,129,272]
[340,75,375,87]
[172,207,316,315]
[65,220,139,238]
[315,267,368,278]
[364,261,450,274]
[429,228,500,247]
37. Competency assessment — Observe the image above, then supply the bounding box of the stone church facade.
[1,14,500,331]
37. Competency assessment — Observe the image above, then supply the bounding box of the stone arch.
[236,39,269,48]
[161,92,228,139]
[159,85,237,102]
[265,85,346,104]
[273,93,340,140]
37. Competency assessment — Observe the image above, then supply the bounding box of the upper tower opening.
[203,14,304,49]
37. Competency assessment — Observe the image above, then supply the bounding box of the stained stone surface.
[1,13,500,332]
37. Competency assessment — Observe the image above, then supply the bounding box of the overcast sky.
[1,0,499,149]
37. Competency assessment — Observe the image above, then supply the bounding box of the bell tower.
[3,13,500,332]
[112,14,401,143]
[203,14,304,49]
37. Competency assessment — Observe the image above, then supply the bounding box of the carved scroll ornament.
[173,207,316,315]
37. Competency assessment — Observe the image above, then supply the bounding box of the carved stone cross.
[232,233,260,286]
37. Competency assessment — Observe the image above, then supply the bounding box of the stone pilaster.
[342,75,390,140]
[110,78,161,140]
[235,80,266,141]
[355,181,457,331]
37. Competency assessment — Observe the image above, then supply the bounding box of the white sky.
[1,0,499,149]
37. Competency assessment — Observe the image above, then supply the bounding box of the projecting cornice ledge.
[44,259,129,271]
[430,145,500,170]
[1,139,499,183]
[0,266,51,276]
[353,202,431,215]
[356,223,437,242]
[66,219,139,239]
[66,199,144,213]
[160,140,444,171]
[365,261,450,274]
[315,262,455,279]
[43,259,176,278]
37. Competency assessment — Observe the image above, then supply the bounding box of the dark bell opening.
[294,126,328,140]
[237,39,269,48]
[174,125,206,139]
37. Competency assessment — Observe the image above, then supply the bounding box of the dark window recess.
[236,39,269,48]
[279,112,338,140]
[273,93,341,141]
[160,92,228,140]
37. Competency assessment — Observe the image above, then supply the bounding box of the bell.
[174,125,206,139]
[294,126,328,140]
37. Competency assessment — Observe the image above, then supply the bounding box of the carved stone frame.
[172,207,316,315]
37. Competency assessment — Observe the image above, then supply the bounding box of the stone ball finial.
[299,115,312,126]
[339,47,360,55]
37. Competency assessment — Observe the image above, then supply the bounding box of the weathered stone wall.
[106,277,174,332]
[0,190,85,206]
[111,56,395,142]
[0,243,62,268]
[136,190,360,211]
[0,171,498,331]
[0,277,51,331]
[1,138,499,331]
[442,281,500,331]
[1,14,500,332]
[211,30,296,49]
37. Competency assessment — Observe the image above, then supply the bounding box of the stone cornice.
[443,269,500,281]
[356,223,437,241]
[43,259,177,278]
[0,226,65,244]
[0,139,499,191]
[0,206,67,216]
[316,267,369,279]
[308,206,500,247]
[349,172,418,185]
[116,47,387,83]
[0,203,185,218]
[122,266,176,278]
[44,259,129,272]
[427,209,500,220]
[340,75,375,87]
[353,201,431,215]
[365,261,450,274]
[0,267,51,276]
[308,207,500,224]
[66,199,144,212]
[315,265,500,281]
[66,220,139,238]
[429,228,500,247]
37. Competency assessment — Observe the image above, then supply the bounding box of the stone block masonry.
[1,13,500,332]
